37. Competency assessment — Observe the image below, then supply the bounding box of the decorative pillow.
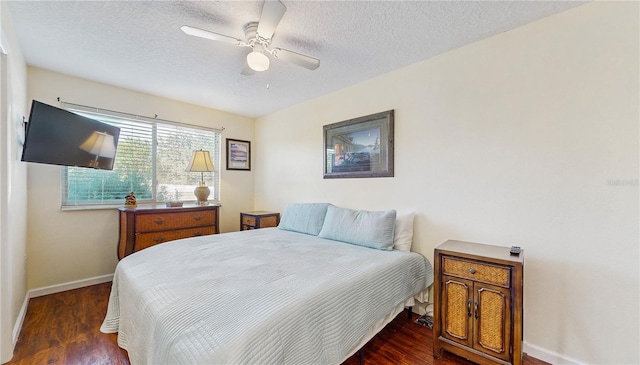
[318,205,396,250]
[277,203,331,236]
[393,212,415,251]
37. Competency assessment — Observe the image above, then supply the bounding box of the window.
[60,105,221,208]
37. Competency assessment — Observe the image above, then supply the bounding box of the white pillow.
[393,212,415,251]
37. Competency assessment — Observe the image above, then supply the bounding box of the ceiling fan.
[181,0,320,75]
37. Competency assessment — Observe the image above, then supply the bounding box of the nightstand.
[433,240,524,365]
[240,211,280,230]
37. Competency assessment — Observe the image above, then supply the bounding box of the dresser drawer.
[242,215,256,226]
[135,226,216,251]
[136,210,216,232]
[442,256,510,288]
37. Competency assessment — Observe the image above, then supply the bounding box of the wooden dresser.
[240,211,280,230]
[433,240,524,365]
[117,204,220,259]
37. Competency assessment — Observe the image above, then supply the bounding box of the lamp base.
[194,186,210,205]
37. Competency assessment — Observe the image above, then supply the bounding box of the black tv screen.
[21,100,120,170]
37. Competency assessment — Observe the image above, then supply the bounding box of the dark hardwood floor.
[6,282,548,365]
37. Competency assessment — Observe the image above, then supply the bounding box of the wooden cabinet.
[433,240,524,365]
[240,211,280,230]
[117,204,219,259]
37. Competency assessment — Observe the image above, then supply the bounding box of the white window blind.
[60,105,221,208]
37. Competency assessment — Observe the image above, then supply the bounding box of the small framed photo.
[226,138,251,171]
[323,110,394,178]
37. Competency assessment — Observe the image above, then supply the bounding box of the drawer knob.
[154,218,164,225]
[154,237,165,243]
[469,268,476,274]
[194,215,202,221]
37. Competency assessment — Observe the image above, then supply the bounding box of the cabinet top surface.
[241,211,279,215]
[118,203,220,212]
[436,240,524,264]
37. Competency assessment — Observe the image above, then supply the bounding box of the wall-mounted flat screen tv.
[21,100,120,170]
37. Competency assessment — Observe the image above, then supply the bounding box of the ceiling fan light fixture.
[182,0,319,75]
[247,51,270,71]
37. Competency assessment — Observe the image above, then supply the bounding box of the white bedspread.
[101,228,433,365]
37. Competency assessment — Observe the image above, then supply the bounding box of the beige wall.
[25,68,256,289]
[0,1,28,362]
[254,2,639,364]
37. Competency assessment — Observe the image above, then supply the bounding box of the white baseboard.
[28,274,113,298]
[524,341,585,365]
[12,274,114,346]
[11,295,29,346]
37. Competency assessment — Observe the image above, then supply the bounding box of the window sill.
[60,201,221,211]
[60,204,122,211]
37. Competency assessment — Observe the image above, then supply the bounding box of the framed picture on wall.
[226,139,251,171]
[323,110,394,178]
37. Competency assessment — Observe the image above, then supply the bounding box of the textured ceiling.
[7,1,585,118]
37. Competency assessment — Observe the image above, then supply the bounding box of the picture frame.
[323,110,394,179]
[226,138,251,171]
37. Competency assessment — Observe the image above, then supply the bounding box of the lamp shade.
[247,51,270,72]
[186,150,216,173]
[79,131,117,158]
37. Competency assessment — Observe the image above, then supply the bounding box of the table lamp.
[186,149,215,205]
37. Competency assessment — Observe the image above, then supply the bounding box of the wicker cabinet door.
[473,283,512,361]
[441,276,474,348]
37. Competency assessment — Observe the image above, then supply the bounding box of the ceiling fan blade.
[241,62,256,76]
[181,25,244,46]
[257,0,286,39]
[271,48,320,70]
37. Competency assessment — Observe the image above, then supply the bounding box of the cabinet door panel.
[441,276,474,347]
[474,283,512,361]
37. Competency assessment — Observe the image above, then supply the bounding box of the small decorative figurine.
[124,191,137,207]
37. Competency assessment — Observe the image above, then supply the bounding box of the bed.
[101,203,433,364]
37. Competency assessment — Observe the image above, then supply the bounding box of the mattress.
[101,227,433,364]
